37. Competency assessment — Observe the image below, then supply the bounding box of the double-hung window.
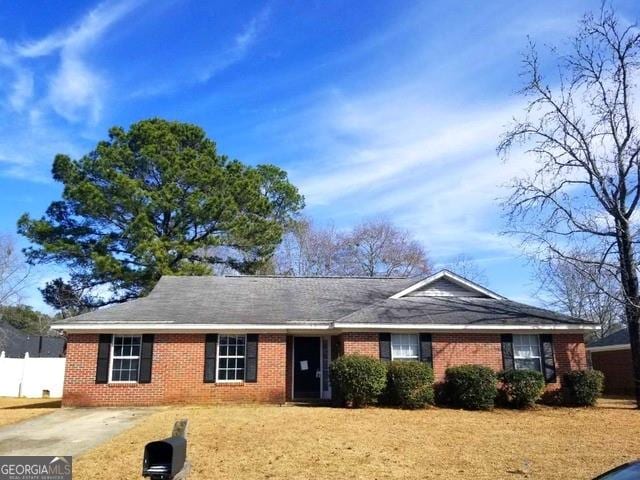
[217,335,246,382]
[110,335,142,382]
[513,334,542,372]
[390,334,419,360]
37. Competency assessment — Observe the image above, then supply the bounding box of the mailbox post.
[143,420,190,480]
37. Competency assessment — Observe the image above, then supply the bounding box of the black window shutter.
[138,334,154,383]
[539,334,556,383]
[245,334,259,383]
[204,334,218,383]
[419,333,433,367]
[379,333,391,361]
[501,334,514,370]
[95,334,111,384]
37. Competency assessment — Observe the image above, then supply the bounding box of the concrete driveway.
[0,407,155,456]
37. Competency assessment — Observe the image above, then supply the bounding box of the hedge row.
[329,355,435,409]
[329,355,604,410]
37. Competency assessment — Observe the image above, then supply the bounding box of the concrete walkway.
[0,407,155,456]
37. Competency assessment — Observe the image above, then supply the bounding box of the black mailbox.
[143,436,187,480]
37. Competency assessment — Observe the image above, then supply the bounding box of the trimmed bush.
[562,369,604,406]
[386,361,435,409]
[330,355,387,408]
[444,364,497,410]
[498,369,545,408]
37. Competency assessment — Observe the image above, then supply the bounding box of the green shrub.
[329,355,387,408]
[562,369,604,406]
[386,361,435,409]
[444,364,497,410]
[498,369,545,408]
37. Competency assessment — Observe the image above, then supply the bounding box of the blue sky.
[0,0,637,312]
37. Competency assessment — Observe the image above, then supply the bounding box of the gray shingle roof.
[57,274,594,328]
[588,327,629,348]
[335,296,586,325]
[61,276,416,325]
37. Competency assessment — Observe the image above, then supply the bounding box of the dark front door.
[293,336,321,399]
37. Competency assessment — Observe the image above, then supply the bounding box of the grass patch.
[76,399,639,479]
[0,397,61,427]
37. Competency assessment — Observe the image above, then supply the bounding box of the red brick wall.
[591,348,634,395]
[432,333,504,379]
[63,332,589,406]
[63,333,287,407]
[338,332,587,390]
[552,334,588,380]
[341,332,379,356]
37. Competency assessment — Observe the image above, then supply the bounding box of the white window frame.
[390,333,420,360]
[216,334,247,383]
[513,334,542,373]
[108,334,142,384]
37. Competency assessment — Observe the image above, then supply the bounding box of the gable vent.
[408,277,485,297]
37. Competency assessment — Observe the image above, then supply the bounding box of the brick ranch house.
[53,270,596,407]
[587,328,633,396]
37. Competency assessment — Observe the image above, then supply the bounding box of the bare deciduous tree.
[499,6,640,404]
[444,254,489,284]
[0,234,30,306]
[337,219,431,277]
[274,218,341,276]
[537,256,622,339]
[274,218,431,278]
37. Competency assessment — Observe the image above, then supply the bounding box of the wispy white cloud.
[16,0,140,58]
[0,40,34,112]
[15,0,144,122]
[132,5,271,98]
[286,91,533,261]
[8,70,34,111]
[196,5,270,82]
[0,0,145,179]
[244,6,580,275]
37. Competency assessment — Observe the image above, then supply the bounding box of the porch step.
[283,400,333,407]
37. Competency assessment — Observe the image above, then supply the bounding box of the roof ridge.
[226,275,413,279]
[158,275,415,280]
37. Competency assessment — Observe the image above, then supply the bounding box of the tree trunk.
[617,220,640,408]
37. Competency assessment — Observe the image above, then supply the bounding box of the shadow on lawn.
[3,400,62,410]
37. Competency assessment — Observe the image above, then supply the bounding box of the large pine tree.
[19,118,304,310]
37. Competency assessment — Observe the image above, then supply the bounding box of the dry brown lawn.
[76,398,639,480]
[0,397,61,427]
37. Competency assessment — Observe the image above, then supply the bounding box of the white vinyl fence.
[0,352,65,398]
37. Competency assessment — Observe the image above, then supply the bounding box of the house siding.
[62,332,588,406]
[590,348,634,395]
[409,278,484,297]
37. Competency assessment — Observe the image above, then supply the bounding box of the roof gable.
[390,270,504,300]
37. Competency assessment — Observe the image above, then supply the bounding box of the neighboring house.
[587,328,633,395]
[52,270,596,407]
[0,321,66,358]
